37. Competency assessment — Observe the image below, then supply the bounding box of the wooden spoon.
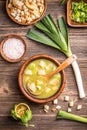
[44,54,77,80]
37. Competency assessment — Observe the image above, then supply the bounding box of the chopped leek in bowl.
[71,0,87,23]
[67,0,87,27]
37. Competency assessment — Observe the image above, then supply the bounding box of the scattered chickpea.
[64,95,70,102]
[68,101,74,107]
[51,107,56,112]
[67,107,72,113]
[56,105,61,110]
[77,104,82,111]
[44,105,49,113]
[53,99,58,105]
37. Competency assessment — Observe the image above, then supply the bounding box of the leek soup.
[23,59,62,99]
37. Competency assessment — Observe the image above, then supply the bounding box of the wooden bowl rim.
[67,0,87,27]
[15,103,30,110]
[18,54,66,103]
[0,34,27,63]
[6,0,47,25]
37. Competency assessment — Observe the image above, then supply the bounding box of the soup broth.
[23,59,62,99]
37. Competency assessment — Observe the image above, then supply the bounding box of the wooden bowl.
[15,103,30,118]
[18,54,66,103]
[0,34,27,63]
[67,0,87,27]
[6,0,46,25]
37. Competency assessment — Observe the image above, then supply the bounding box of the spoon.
[43,54,77,80]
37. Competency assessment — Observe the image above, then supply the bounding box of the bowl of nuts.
[6,0,46,25]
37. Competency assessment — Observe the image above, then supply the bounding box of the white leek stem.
[71,60,85,98]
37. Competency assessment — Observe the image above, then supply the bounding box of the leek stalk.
[57,110,87,123]
[61,0,67,4]
[26,14,85,98]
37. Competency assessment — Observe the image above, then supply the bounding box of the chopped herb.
[71,0,87,23]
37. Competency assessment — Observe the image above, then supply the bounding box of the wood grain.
[0,0,87,130]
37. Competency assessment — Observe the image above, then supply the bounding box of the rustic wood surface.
[0,0,87,130]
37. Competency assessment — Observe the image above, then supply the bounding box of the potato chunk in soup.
[23,59,62,99]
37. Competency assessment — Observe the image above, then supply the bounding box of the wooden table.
[0,0,87,130]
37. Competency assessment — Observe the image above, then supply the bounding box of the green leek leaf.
[35,22,50,33]
[61,0,67,4]
[41,14,59,35]
[35,15,67,51]
[26,29,61,50]
[58,17,68,45]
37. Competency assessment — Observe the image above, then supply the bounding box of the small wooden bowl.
[67,0,87,27]
[15,103,30,118]
[18,54,66,103]
[0,34,27,63]
[6,0,46,25]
